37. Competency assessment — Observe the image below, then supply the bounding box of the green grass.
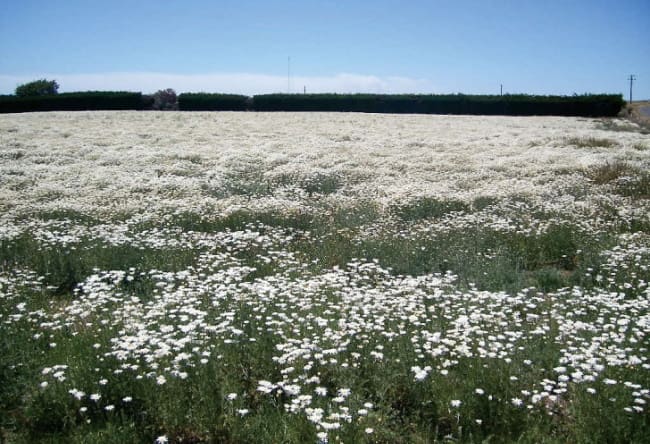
[294,220,609,293]
[616,171,650,200]
[595,119,650,135]
[565,137,617,148]
[585,160,638,185]
[1,196,649,443]
[0,236,197,297]
[202,168,346,199]
[391,197,470,221]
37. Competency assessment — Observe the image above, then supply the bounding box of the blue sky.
[1,0,648,98]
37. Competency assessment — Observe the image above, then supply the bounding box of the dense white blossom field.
[1,111,649,443]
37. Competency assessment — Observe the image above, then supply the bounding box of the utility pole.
[287,56,291,94]
[500,84,503,96]
[628,74,636,103]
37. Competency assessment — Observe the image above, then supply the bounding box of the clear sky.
[1,0,648,98]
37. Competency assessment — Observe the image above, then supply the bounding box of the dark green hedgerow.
[251,93,624,117]
[178,93,250,111]
[0,92,144,113]
[0,92,624,116]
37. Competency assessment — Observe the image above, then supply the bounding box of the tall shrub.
[152,89,178,110]
[15,79,59,97]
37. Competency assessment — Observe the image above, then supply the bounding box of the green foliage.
[1,203,647,442]
[392,197,469,221]
[585,160,637,185]
[0,92,143,113]
[15,79,59,97]
[0,235,197,297]
[300,172,343,196]
[252,93,624,117]
[140,94,155,110]
[616,171,650,200]
[294,216,608,293]
[566,137,617,148]
[0,90,625,116]
[178,93,249,111]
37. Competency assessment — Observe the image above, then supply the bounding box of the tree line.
[0,79,625,117]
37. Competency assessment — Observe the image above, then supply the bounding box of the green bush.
[15,79,59,97]
[178,93,249,111]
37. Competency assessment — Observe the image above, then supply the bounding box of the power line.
[628,74,636,103]
[287,56,291,94]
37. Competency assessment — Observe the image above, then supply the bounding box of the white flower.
[104,404,115,411]
[337,388,351,397]
[237,408,249,416]
[90,393,101,402]
[365,427,374,434]
[155,435,168,444]
[226,393,238,401]
[69,389,85,400]
[257,380,276,394]
[450,400,462,408]
[156,375,167,385]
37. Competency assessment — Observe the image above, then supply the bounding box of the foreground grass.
[1,194,649,444]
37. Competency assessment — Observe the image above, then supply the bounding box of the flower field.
[1,111,649,443]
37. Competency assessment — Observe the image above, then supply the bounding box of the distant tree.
[15,79,59,97]
[152,88,178,110]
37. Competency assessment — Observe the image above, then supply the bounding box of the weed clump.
[585,160,637,185]
[565,137,616,148]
